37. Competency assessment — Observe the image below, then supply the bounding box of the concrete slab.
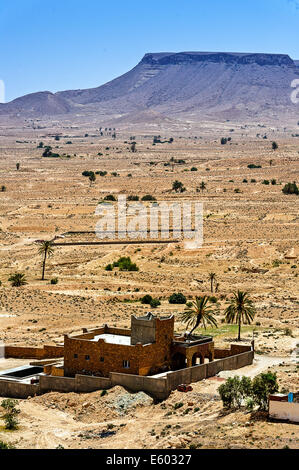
[91,334,131,345]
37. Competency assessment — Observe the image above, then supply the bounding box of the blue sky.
[0,0,298,102]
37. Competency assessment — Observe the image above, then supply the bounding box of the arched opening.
[192,353,204,366]
[171,352,187,370]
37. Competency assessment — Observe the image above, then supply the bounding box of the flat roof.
[91,333,131,345]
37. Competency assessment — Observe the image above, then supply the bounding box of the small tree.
[172,180,186,193]
[199,181,206,193]
[218,376,252,409]
[1,399,20,430]
[251,372,279,410]
[272,141,278,150]
[8,273,27,287]
[16,162,20,171]
[89,172,96,186]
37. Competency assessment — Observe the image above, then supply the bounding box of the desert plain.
[0,119,298,449]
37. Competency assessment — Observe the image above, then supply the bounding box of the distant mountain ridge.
[1,51,298,124]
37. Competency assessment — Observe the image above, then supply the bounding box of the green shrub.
[113,257,139,272]
[282,182,299,195]
[169,292,187,304]
[247,164,262,169]
[251,372,279,410]
[50,278,58,285]
[1,399,20,430]
[173,402,184,409]
[141,194,157,201]
[141,294,153,304]
[218,376,252,409]
[82,170,94,177]
[150,298,161,308]
[0,440,15,449]
[104,194,116,201]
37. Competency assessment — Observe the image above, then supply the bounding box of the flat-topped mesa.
[141,51,295,67]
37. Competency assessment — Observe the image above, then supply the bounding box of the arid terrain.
[0,121,298,449]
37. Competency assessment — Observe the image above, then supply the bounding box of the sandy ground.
[0,122,298,449]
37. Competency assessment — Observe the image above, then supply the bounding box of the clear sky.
[1,0,298,102]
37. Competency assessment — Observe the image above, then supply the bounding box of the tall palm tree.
[8,273,27,287]
[180,295,218,337]
[38,240,54,280]
[209,272,216,293]
[224,290,256,341]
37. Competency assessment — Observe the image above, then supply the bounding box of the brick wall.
[5,345,64,359]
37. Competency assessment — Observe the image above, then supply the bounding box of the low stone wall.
[0,379,39,399]
[0,348,254,400]
[110,372,168,400]
[166,350,254,392]
[5,345,63,359]
[214,344,251,359]
[39,374,112,394]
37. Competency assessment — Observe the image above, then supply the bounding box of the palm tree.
[200,181,206,193]
[8,273,27,287]
[224,290,256,341]
[209,272,216,293]
[89,172,96,186]
[180,296,218,337]
[38,240,54,280]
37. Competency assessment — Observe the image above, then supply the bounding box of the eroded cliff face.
[140,51,296,67]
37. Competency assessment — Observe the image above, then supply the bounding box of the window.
[123,360,130,369]
[100,357,104,362]
[85,355,90,360]
[74,354,78,359]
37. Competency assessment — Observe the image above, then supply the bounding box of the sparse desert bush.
[110,257,139,272]
[1,399,20,430]
[150,298,161,308]
[247,164,262,169]
[282,182,299,195]
[172,180,186,193]
[141,294,153,304]
[169,292,187,304]
[50,277,58,285]
[8,273,27,287]
[141,194,156,201]
[0,440,15,449]
[104,194,116,201]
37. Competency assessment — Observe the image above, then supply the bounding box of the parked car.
[177,384,193,392]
